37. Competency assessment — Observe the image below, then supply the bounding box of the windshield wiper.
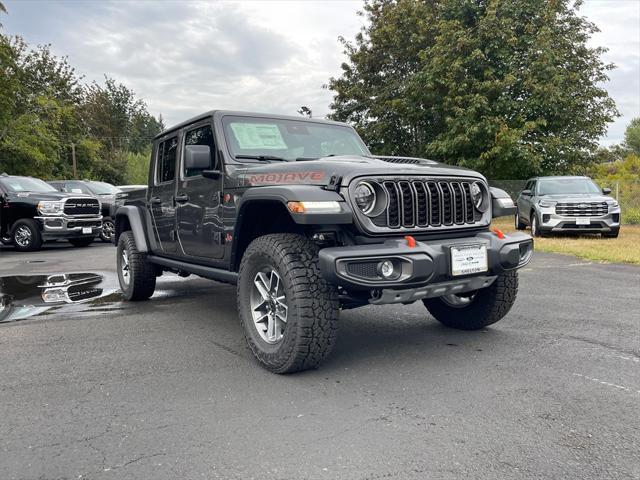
[235,154,288,162]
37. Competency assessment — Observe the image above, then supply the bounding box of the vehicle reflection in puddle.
[0,273,121,323]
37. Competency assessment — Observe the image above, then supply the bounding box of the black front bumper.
[318,231,533,304]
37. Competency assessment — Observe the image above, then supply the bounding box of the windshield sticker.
[230,123,288,150]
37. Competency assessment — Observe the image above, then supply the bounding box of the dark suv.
[48,180,121,242]
[0,174,102,251]
[114,111,533,373]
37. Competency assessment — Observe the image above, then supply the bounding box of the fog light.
[377,260,396,279]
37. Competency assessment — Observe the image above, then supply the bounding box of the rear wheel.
[11,219,43,252]
[68,237,93,247]
[423,271,519,330]
[117,231,156,301]
[237,233,339,373]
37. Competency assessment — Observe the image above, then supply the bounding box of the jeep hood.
[232,155,483,188]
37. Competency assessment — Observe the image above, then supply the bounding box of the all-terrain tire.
[423,271,519,330]
[237,233,339,374]
[117,231,156,301]
[68,237,94,247]
[11,219,43,252]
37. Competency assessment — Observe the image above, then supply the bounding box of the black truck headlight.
[354,182,376,215]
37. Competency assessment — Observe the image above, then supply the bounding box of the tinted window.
[1,177,57,193]
[157,137,178,184]
[184,125,215,177]
[538,178,601,195]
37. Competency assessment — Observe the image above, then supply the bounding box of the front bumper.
[35,215,103,240]
[536,207,620,233]
[318,231,533,305]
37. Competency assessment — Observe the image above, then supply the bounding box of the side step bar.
[147,255,238,285]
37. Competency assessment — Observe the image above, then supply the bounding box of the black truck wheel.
[237,233,339,374]
[11,219,43,252]
[68,237,94,247]
[100,218,115,242]
[117,231,156,301]
[423,271,519,330]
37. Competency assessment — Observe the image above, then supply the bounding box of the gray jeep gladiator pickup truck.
[114,111,533,373]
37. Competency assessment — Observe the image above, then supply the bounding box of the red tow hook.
[492,228,505,239]
[404,235,416,248]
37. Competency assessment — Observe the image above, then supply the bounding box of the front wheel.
[117,231,156,301]
[12,219,43,252]
[530,213,544,237]
[423,271,519,330]
[603,229,619,239]
[237,233,339,374]
[515,211,526,230]
[100,218,115,242]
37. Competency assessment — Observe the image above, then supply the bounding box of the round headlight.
[470,181,489,212]
[354,182,376,215]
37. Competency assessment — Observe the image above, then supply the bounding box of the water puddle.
[0,272,122,323]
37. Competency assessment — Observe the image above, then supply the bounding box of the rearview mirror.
[521,189,532,196]
[185,145,212,171]
[602,187,612,195]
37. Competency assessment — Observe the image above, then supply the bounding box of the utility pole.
[71,142,77,179]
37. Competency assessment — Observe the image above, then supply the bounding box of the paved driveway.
[1,242,638,479]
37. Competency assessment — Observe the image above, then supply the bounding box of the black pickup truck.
[114,111,533,373]
[0,174,103,251]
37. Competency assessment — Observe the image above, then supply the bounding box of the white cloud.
[2,0,638,145]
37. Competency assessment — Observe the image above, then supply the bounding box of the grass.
[491,217,640,265]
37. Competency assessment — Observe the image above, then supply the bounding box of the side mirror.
[602,187,612,195]
[521,189,532,196]
[184,145,212,171]
[202,169,221,180]
[490,187,517,218]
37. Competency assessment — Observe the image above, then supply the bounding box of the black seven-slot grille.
[63,198,100,216]
[555,202,608,217]
[368,179,481,229]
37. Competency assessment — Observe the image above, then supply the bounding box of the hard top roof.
[154,110,348,140]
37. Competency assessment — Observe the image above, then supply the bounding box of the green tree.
[623,118,640,155]
[328,0,619,179]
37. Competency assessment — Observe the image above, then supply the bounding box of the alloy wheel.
[120,250,131,286]
[250,267,288,344]
[14,226,32,247]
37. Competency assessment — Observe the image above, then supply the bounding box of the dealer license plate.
[575,218,591,225]
[82,227,92,234]
[451,244,488,276]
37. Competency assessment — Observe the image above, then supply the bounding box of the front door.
[149,135,179,254]
[176,122,224,259]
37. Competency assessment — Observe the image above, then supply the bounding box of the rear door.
[175,121,224,259]
[149,135,180,254]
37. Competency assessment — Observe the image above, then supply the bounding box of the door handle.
[174,194,189,204]
[150,197,162,205]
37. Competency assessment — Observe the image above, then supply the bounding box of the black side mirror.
[185,145,212,170]
[490,187,516,218]
[202,169,221,179]
[521,189,532,196]
[602,187,612,195]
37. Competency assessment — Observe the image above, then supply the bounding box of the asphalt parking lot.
[1,242,639,480]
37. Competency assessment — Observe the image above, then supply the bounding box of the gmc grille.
[555,202,608,217]
[64,198,100,216]
[367,179,482,230]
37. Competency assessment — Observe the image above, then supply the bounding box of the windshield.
[1,177,57,193]
[86,181,121,195]
[222,116,370,161]
[538,178,601,195]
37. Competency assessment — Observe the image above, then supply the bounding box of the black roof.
[154,110,348,140]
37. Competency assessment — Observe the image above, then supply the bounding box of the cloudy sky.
[2,0,638,145]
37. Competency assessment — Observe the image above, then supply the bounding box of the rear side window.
[184,125,215,177]
[156,137,178,184]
